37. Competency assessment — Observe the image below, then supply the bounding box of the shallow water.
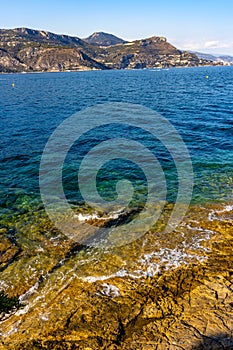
[0,67,233,280]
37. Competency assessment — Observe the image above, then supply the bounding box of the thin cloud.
[174,39,233,54]
[204,40,220,48]
[204,40,232,49]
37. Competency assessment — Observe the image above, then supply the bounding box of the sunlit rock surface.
[0,203,233,349]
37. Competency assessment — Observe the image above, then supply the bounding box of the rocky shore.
[0,202,233,349]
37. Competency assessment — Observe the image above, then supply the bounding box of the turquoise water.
[0,67,233,229]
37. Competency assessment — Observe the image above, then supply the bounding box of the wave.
[208,203,233,222]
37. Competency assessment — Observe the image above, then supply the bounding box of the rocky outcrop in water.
[0,28,213,73]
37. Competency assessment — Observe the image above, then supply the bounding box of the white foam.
[80,244,206,284]
[81,268,143,283]
[216,205,233,213]
[100,284,121,297]
[208,205,233,222]
[40,314,49,321]
[6,326,18,336]
[15,304,29,316]
[186,224,217,235]
[75,208,125,222]
[0,280,9,290]
[140,247,205,274]
[76,213,99,222]
[82,274,116,283]
[19,281,39,302]
[82,271,126,283]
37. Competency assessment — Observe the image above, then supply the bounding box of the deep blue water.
[0,67,233,227]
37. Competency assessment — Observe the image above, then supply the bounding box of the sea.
[0,66,233,280]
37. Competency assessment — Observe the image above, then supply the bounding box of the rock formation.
[0,203,233,349]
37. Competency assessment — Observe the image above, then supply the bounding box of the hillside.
[98,36,205,69]
[0,28,213,73]
[193,51,233,65]
[0,28,106,72]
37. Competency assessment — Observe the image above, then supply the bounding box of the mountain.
[0,28,213,73]
[84,32,127,46]
[218,55,233,63]
[192,51,217,61]
[0,28,107,72]
[193,51,233,64]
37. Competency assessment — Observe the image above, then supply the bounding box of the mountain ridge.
[193,51,233,64]
[0,27,214,73]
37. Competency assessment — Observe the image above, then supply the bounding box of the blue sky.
[1,0,233,55]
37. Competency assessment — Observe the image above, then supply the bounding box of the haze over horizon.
[1,0,233,55]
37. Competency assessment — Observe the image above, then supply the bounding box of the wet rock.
[0,204,233,349]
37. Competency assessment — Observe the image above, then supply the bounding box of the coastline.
[0,63,231,75]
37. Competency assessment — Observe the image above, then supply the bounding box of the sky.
[1,0,233,55]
